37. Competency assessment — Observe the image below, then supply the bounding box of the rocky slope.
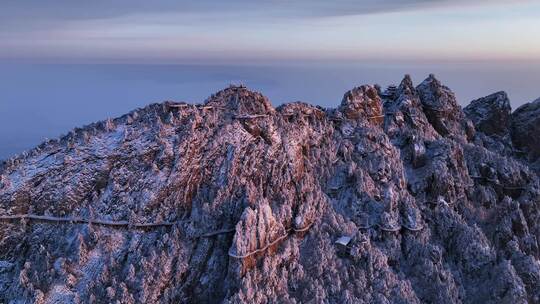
[1,75,540,303]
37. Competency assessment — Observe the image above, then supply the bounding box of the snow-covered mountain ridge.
[1,74,540,303]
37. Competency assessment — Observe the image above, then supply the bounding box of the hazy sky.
[2,1,540,159]
[2,0,540,63]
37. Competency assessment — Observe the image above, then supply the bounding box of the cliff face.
[1,75,540,304]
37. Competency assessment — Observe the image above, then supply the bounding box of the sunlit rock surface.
[1,77,540,303]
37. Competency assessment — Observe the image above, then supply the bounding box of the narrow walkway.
[469,175,528,190]
[356,223,424,232]
[0,214,237,238]
[228,222,314,259]
[0,214,173,227]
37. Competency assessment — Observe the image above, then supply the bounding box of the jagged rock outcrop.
[464,92,540,175]
[465,91,512,136]
[339,85,383,124]
[416,74,474,141]
[464,91,514,156]
[1,78,540,304]
[512,98,540,173]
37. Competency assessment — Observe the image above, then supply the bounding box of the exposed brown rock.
[339,85,383,124]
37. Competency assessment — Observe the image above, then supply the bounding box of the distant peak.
[468,91,510,109]
[402,74,414,84]
[340,85,382,122]
[397,74,416,97]
[465,91,511,135]
[205,85,274,115]
[422,73,440,86]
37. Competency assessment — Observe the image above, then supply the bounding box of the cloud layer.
[1,0,520,22]
[1,0,538,62]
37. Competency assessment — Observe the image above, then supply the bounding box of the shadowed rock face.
[1,78,540,304]
[512,98,540,163]
[417,74,472,140]
[465,91,512,136]
[464,91,514,158]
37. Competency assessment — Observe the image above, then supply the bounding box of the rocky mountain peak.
[416,74,471,139]
[1,76,540,303]
[464,91,511,136]
[512,97,540,162]
[396,74,416,97]
[339,85,383,124]
[416,74,459,110]
[204,85,274,115]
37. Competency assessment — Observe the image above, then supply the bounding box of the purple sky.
[1,0,539,63]
[1,1,540,159]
